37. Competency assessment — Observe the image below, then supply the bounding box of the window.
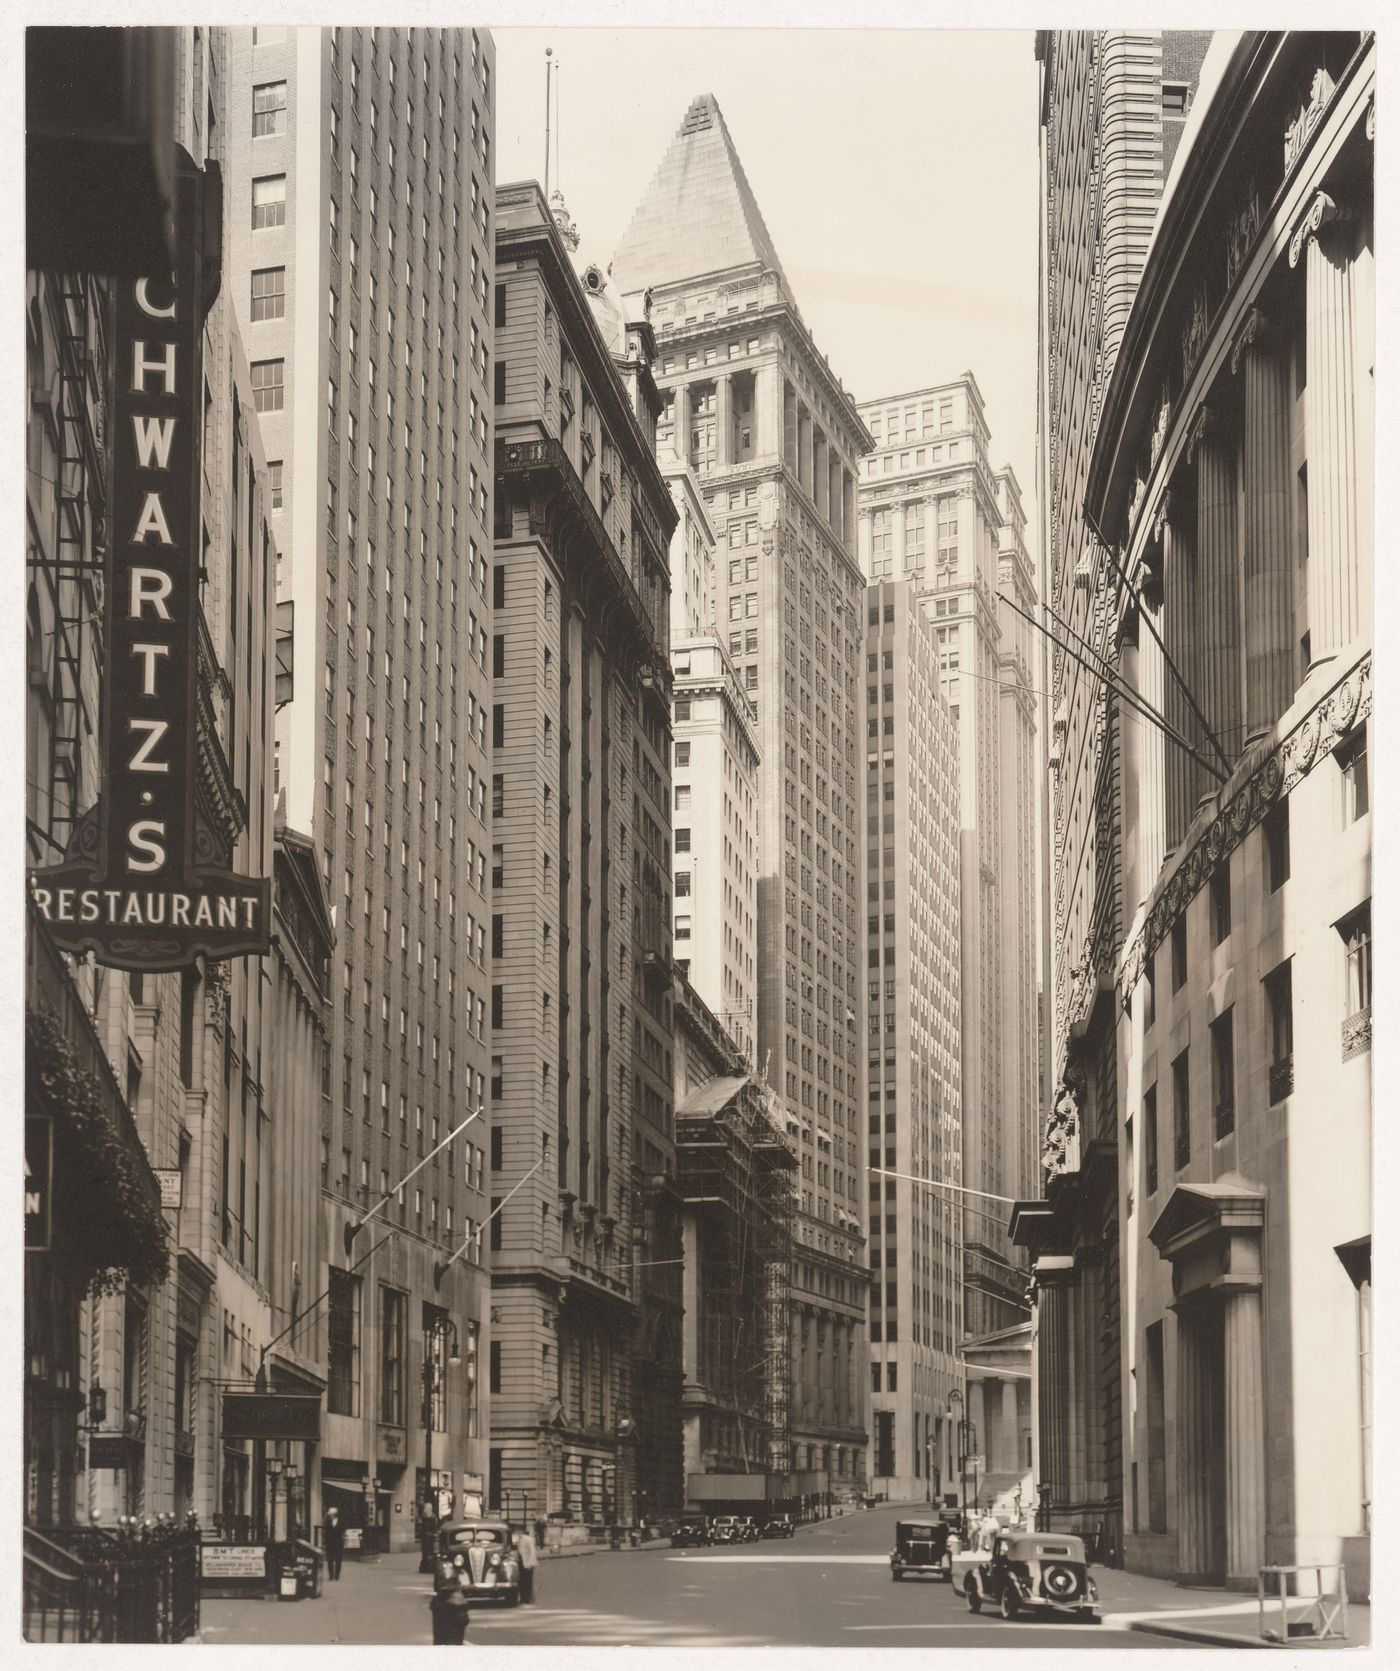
[675,915,692,941]
[675,828,690,854]
[674,871,691,898]
[1265,801,1290,891]
[1143,951,1156,1029]
[1144,1086,1158,1196]
[1339,727,1368,823]
[1210,867,1231,945]
[1265,961,1293,1103]
[1171,917,1187,991]
[1172,1050,1191,1171]
[267,460,283,511]
[252,80,287,136]
[327,1268,361,1415]
[251,358,284,412]
[1211,1010,1235,1140]
[1162,81,1190,116]
[1339,903,1372,1059]
[379,1286,406,1424]
[250,266,286,321]
[1145,1321,1167,1530]
[675,741,690,768]
[675,785,691,811]
[252,173,286,228]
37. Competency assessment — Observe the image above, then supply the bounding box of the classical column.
[815,434,830,520]
[672,384,691,467]
[892,502,907,579]
[715,375,732,469]
[781,379,797,472]
[1162,493,1199,849]
[999,1378,1018,1473]
[843,469,856,550]
[1038,1277,1069,1509]
[1234,309,1296,733]
[797,406,812,494]
[857,509,873,577]
[1194,413,1242,773]
[1292,193,1367,660]
[1223,1288,1265,1590]
[1174,1308,1217,1584]
[757,363,784,461]
[828,453,843,536]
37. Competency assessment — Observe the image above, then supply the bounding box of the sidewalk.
[1095,1565,1369,1649]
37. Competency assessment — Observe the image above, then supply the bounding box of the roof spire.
[549,187,578,252]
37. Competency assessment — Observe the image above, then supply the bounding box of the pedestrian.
[514,1522,538,1604]
[323,1506,345,1581]
[977,1509,1000,1553]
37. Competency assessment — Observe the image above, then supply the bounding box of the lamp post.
[285,1464,300,1541]
[419,1313,461,1573]
[946,1388,964,1520]
[267,1456,284,1544]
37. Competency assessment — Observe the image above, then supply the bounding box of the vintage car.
[760,1515,795,1539]
[889,1518,952,1581]
[709,1515,754,1544]
[434,1519,522,1608]
[671,1518,711,1548]
[964,1532,1101,1623]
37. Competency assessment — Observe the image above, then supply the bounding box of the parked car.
[889,1518,952,1582]
[671,1518,710,1548]
[964,1532,1101,1623]
[737,1517,760,1543]
[760,1515,795,1539]
[708,1515,747,1544]
[434,1519,521,1609]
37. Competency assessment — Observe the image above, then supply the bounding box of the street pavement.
[205,1500,1360,1648]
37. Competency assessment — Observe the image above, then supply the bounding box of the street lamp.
[419,1312,462,1573]
[946,1388,964,1517]
[267,1456,284,1544]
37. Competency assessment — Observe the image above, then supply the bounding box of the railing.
[1269,1056,1294,1104]
[22,1522,200,1643]
[1342,1008,1371,1063]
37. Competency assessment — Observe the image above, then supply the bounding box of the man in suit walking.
[323,1505,346,1581]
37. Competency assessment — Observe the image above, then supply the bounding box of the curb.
[1128,1620,1269,1649]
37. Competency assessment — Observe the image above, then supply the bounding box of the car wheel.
[966,1581,981,1614]
[1000,1588,1019,1621]
[506,1591,521,1609]
[892,1569,902,1582]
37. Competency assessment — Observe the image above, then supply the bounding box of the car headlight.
[453,1554,465,1568]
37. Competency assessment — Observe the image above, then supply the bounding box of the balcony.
[1342,1008,1371,1063]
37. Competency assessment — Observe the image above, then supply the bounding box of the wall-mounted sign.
[27,146,269,972]
[25,1115,52,1251]
[154,1168,183,1209]
[377,1426,406,1464]
[200,1544,267,1579]
[221,1392,321,1442]
[88,1434,130,1471]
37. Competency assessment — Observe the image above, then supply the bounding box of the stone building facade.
[224,25,497,1547]
[24,25,330,1545]
[489,180,679,1527]
[1031,29,1373,1592]
[614,95,871,1494]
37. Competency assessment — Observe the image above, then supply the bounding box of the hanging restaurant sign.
[28,148,270,971]
[221,1392,322,1442]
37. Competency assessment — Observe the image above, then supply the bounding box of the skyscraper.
[489,181,679,1524]
[862,579,962,1502]
[225,25,496,1546]
[664,450,760,1065]
[614,94,871,1493]
[856,377,1039,1494]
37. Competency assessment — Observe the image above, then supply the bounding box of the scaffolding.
[676,1074,795,1478]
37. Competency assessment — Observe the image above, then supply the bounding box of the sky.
[493,27,1042,521]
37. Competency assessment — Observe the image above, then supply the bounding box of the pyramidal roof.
[612,94,792,298]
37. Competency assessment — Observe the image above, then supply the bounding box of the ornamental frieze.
[1225,182,1260,287]
[1284,67,1336,176]
[1180,283,1210,383]
[1229,306,1268,376]
[1117,651,1371,1006]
